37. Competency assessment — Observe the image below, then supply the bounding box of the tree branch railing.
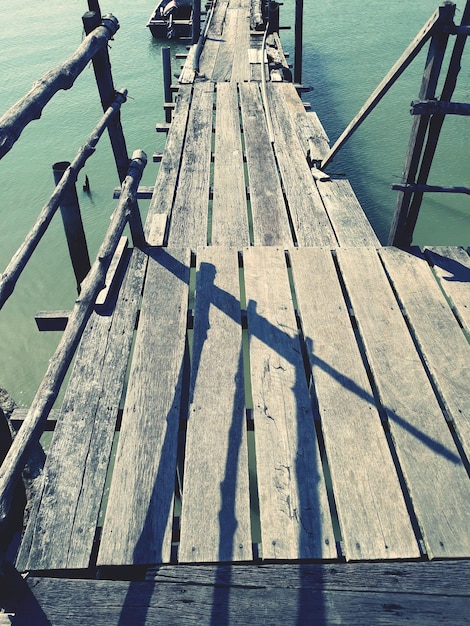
[0,14,120,162]
[0,149,147,527]
[0,90,129,309]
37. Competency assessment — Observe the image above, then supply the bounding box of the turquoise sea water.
[0,0,469,405]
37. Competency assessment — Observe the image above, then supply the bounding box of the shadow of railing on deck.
[115,246,462,625]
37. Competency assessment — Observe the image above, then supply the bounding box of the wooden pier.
[1,1,470,623]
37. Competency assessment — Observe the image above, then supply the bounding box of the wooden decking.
[4,0,470,623]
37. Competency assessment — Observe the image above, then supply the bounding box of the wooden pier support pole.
[192,0,201,45]
[82,11,129,183]
[267,1,280,34]
[53,162,91,291]
[294,0,303,85]
[124,150,147,249]
[162,47,173,123]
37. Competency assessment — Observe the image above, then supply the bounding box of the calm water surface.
[0,0,468,404]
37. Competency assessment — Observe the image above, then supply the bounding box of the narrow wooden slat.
[336,247,470,559]
[15,561,470,626]
[231,9,250,82]
[243,247,336,560]
[290,247,419,561]
[146,85,192,236]
[212,9,237,82]
[199,1,229,80]
[212,84,249,245]
[425,246,470,335]
[276,82,329,161]
[239,83,292,246]
[178,45,197,84]
[95,236,128,306]
[379,247,470,460]
[317,179,381,247]
[17,249,147,571]
[168,83,214,247]
[266,83,337,247]
[179,247,251,562]
[98,248,190,566]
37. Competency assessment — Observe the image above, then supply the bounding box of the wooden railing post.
[192,0,201,45]
[294,0,303,85]
[162,47,173,123]
[389,0,470,246]
[388,2,457,246]
[82,11,129,183]
[53,162,91,291]
[0,151,148,528]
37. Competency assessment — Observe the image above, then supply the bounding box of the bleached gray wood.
[317,179,381,247]
[98,248,190,566]
[0,151,147,531]
[13,561,470,625]
[289,247,419,560]
[274,82,329,161]
[231,9,250,83]
[239,83,291,246]
[336,247,470,559]
[17,249,147,571]
[212,9,237,82]
[212,84,249,246]
[179,247,251,563]
[266,83,337,247]
[168,83,214,247]
[243,247,336,560]
[146,85,192,232]
[425,246,470,335]
[379,246,470,461]
[199,1,229,80]
[178,45,198,84]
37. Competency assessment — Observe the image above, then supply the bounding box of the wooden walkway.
[4,0,470,623]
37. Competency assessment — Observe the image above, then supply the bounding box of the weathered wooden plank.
[243,247,336,560]
[178,44,198,84]
[211,84,249,246]
[198,1,229,80]
[379,247,470,461]
[167,83,214,247]
[317,179,381,247]
[179,247,251,562]
[239,83,292,246]
[17,248,147,571]
[425,246,470,335]
[231,9,251,82]
[146,84,192,237]
[211,9,237,82]
[336,247,470,559]
[98,248,190,566]
[290,247,419,561]
[13,561,470,625]
[266,83,337,247]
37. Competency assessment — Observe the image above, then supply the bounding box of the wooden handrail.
[0,14,119,161]
[0,150,147,528]
[320,4,455,169]
[0,90,128,310]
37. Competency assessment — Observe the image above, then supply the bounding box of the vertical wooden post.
[126,150,147,250]
[294,0,303,85]
[388,2,456,246]
[192,0,201,45]
[162,47,172,123]
[53,162,91,291]
[267,1,280,34]
[87,0,101,14]
[82,11,129,183]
